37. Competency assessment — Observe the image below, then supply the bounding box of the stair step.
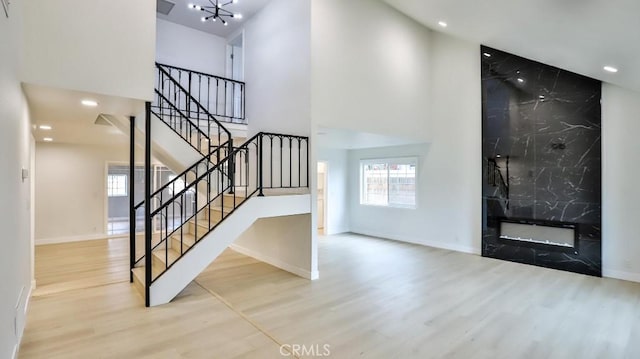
[205,206,227,221]
[131,264,164,298]
[170,233,197,252]
[188,218,212,237]
[220,193,246,207]
[152,248,181,268]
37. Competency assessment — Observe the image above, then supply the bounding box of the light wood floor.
[22,234,640,358]
[33,237,130,297]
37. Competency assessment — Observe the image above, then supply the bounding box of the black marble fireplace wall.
[481,45,602,276]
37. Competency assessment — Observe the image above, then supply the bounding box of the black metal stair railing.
[130,63,235,306]
[151,89,211,156]
[157,63,246,125]
[141,132,309,287]
[155,63,234,151]
[131,62,310,307]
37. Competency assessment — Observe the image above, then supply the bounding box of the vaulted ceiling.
[383,0,640,92]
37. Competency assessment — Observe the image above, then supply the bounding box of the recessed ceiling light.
[43,137,53,142]
[603,66,618,73]
[517,78,525,83]
[39,125,52,130]
[483,52,492,57]
[81,99,98,107]
[438,21,448,28]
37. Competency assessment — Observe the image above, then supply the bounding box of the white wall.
[317,148,350,234]
[21,0,156,101]
[244,0,311,136]
[422,32,482,253]
[0,1,34,357]
[602,84,640,282]
[240,0,316,277]
[156,18,228,76]
[347,141,479,254]
[34,143,131,243]
[312,0,482,255]
[232,214,315,279]
[311,0,431,141]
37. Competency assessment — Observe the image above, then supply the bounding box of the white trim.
[36,233,127,246]
[230,243,318,280]
[603,268,640,283]
[317,161,328,231]
[13,283,33,359]
[350,229,480,255]
[23,285,33,322]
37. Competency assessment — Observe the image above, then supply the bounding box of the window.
[361,158,417,208]
[107,174,127,197]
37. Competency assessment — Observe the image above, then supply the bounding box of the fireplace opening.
[498,219,577,251]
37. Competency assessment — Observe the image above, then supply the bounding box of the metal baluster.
[258,134,264,196]
[129,116,135,283]
[298,138,301,187]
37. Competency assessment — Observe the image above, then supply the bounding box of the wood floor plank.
[22,233,640,358]
[196,234,640,359]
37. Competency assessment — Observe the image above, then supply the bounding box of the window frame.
[107,174,128,198]
[359,156,418,209]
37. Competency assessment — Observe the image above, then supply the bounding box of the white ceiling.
[24,84,144,146]
[157,0,271,38]
[383,0,640,92]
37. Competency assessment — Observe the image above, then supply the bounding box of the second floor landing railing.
[157,63,246,125]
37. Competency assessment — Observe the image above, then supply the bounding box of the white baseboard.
[603,268,640,283]
[349,229,481,255]
[230,244,318,280]
[13,282,33,359]
[36,233,127,245]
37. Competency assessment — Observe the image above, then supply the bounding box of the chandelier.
[188,0,242,27]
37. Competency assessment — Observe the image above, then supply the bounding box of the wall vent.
[157,0,175,15]
[95,114,112,126]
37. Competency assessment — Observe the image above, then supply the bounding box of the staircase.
[130,63,310,307]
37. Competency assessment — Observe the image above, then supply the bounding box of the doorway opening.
[227,32,244,119]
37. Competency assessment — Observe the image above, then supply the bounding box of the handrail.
[134,61,309,307]
[157,62,246,86]
[147,131,308,284]
[153,89,210,143]
[156,63,233,139]
[156,62,246,124]
[142,132,261,214]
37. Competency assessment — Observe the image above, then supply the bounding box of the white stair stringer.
[148,194,311,306]
[102,113,201,174]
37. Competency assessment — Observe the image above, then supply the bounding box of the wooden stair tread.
[171,233,197,248]
[152,248,181,266]
[132,263,163,283]
[188,219,212,229]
